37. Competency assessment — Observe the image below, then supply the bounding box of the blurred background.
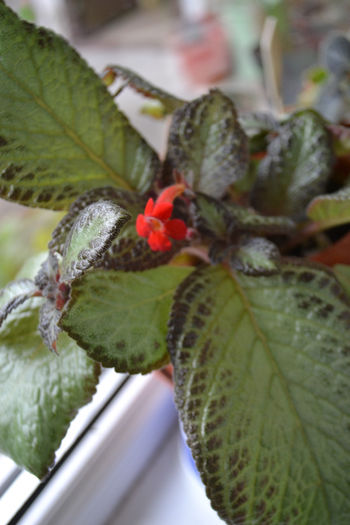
[2,0,350,285]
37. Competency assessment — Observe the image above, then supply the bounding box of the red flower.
[136,184,188,251]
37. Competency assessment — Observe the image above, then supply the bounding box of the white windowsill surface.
[108,414,224,525]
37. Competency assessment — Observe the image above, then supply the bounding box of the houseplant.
[1,2,350,523]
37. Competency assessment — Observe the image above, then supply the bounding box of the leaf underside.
[0,3,159,210]
[0,299,100,478]
[60,266,193,374]
[168,263,350,524]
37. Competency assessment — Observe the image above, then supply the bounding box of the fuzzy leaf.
[49,188,137,254]
[252,110,333,219]
[168,263,350,524]
[34,251,59,296]
[193,193,295,241]
[96,237,180,272]
[61,200,130,281]
[229,236,280,276]
[38,299,61,352]
[225,202,296,235]
[0,278,37,327]
[60,266,192,374]
[307,185,350,229]
[165,90,249,198]
[103,65,185,114]
[34,253,66,352]
[192,193,233,239]
[50,188,177,271]
[0,3,159,210]
[0,299,100,478]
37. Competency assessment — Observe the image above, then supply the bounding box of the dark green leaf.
[193,193,295,241]
[0,299,100,478]
[229,236,280,276]
[96,237,180,272]
[252,110,333,219]
[0,4,159,210]
[307,185,350,229]
[61,200,130,281]
[102,65,185,114]
[0,278,37,327]
[60,266,193,374]
[192,193,234,239]
[226,202,296,234]
[165,89,249,198]
[168,262,350,524]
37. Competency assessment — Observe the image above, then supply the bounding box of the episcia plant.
[1,2,350,524]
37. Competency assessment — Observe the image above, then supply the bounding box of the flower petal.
[165,218,187,240]
[144,198,155,216]
[148,230,172,251]
[136,214,151,237]
[152,201,173,221]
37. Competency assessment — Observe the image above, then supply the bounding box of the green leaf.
[0,299,100,478]
[60,266,193,374]
[334,264,350,296]
[165,89,249,198]
[225,202,296,235]
[61,200,130,281]
[168,263,350,524]
[0,4,159,210]
[252,110,333,219]
[50,188,177,271]
[193,193,295,241]
[192,193,234,239]
[102,65,185,114]
[49,187,136,255]
[229,236,280,276]
[307,185,350,229]
[0,278,37,327]
[96,236,181,272]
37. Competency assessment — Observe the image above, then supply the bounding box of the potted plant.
[1,3,350,523]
